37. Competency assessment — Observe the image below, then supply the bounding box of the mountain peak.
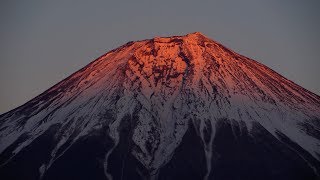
[186,31,206,37]
[183,31,210,42]
[152,32,210,44]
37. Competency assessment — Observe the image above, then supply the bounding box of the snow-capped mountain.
[0,32,319,180]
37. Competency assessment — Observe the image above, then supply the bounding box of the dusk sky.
[1,0,320,114]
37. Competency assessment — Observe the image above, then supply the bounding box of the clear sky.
[1,0,319,114]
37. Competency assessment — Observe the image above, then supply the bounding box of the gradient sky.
[1,0,320,114]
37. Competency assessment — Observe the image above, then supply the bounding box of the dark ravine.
[0,32,320,180]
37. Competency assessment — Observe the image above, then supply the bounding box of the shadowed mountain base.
[1,119,319,180]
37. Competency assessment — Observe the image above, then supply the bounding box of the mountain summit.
[0,32,320,180]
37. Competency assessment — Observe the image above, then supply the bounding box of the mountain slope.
[0,32,320,180]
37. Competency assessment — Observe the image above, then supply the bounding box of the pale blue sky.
[1,0,319,114]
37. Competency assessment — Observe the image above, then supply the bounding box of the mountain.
[0,32,320,180]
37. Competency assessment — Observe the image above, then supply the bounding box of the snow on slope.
[0,32,320,178]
